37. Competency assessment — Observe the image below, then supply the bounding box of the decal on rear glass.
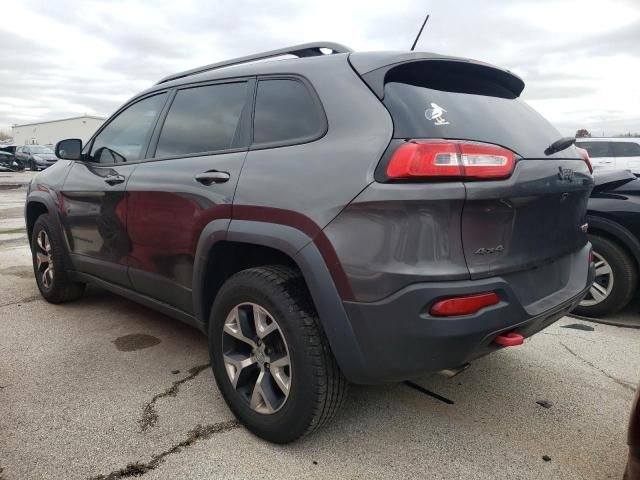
[425,102,449,126]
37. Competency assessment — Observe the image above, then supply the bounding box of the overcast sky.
[1,0,639,136]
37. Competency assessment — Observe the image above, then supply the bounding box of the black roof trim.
[156,42,353,85]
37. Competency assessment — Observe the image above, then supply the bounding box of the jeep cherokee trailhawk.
[25,42,595,443]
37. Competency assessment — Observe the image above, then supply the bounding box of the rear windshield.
[383,65,579,159]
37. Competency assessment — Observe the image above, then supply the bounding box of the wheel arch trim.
[587,215,640,270]
[191,216,367,382]
[25,193,56,244]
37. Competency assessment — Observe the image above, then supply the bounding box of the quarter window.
[155,82,248,158]
[253,79,325,146]
[612,141,640,157]
[90,93,167,163]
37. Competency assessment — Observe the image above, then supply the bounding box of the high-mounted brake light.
[387,142,515,180]
[576,146,593,173]
[430,292,500,317]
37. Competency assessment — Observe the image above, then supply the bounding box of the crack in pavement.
[139,364,210,432]
[88,420,241,480]
[542,332,595,343]
[0,296,40,308]
[560,342,636,393]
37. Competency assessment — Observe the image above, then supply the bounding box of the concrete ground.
[1,170,638,480]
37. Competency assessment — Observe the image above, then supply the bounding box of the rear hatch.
[352,54,593,280]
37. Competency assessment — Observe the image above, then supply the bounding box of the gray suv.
[15,145,58,171]
[25,42,595,443]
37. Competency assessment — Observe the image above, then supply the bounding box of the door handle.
[104,174,125,185]
[195,171,230,185]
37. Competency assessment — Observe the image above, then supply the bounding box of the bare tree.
[575,129,591,138]
[0,131,11,141]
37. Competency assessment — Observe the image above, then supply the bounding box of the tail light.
[576,146,593,173]
[430,292,500,317]
[387,141,515,180]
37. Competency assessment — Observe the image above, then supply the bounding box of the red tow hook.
[494,332,524,347]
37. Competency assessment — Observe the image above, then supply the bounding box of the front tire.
[31,214,85,303]
[209,265,347,443]
[574,235,637,317]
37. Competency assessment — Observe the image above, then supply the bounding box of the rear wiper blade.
[544,137,576,156]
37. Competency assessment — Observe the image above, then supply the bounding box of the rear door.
[60,92,168,286]
[376,60,593,279]
[577,141,615,171]
[125,79,253,314]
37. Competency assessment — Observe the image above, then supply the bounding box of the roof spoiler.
[349,52,525,99]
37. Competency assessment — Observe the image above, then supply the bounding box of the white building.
[12,115,105,146]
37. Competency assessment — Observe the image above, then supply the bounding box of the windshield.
[30,146,54,154]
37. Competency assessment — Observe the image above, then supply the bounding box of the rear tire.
[209,265,347,443]
[574,235,637,317]
[31,214,85,303]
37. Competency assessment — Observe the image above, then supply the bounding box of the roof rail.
[156,41,353,85]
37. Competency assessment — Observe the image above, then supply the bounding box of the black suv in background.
[574,169,640,317]
[25,42,594,443]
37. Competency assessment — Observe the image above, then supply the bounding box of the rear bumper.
[339,244,594,384]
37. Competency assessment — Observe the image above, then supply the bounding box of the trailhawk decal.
[425,102,450,126]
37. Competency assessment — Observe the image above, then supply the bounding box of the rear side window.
[577,141,612,158]
[612,141,640,157]
[381,62,575,159]
[252,79,325,146]
[155,82,248,158]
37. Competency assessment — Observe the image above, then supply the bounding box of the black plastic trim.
[70,254,131,287]
[128,267,193,314]
[72,271,202,332]
[190,219,367,381]
[587,214,640,268]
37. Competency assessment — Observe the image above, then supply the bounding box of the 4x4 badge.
[425,103,450,126]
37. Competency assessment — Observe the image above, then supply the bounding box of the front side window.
[577,141,611,158]
[90,93,167,163]
[612,141,640,157]
[155,82,247,158]
[253,79,325,146]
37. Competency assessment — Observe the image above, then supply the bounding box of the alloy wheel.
[35,229,54,289]
[222,302,291,414]
[580,251,614,307]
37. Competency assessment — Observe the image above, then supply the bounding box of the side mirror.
[55,138,83,160]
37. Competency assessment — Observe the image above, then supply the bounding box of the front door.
[59,92,168,286]
[611,140,640,174]
[125,79,253,313]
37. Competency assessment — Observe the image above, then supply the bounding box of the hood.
[592,169,639,194]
